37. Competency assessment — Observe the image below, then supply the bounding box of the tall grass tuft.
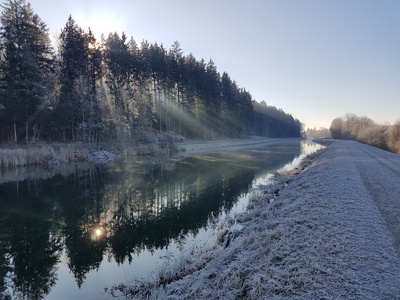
[0,145,92,168]
[0,147,56,168]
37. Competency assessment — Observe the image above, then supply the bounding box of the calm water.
[0,139,322,300]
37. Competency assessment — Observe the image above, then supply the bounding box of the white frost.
[163,140,400,299]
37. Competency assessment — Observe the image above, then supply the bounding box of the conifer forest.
[0,0,302,147]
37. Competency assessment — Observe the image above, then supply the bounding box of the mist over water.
[0,139,322,300]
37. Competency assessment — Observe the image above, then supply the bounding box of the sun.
[74,9,125,40]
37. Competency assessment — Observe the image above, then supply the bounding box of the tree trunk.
[25,120,29,144]
[82,110,86,143]
[13,122,17,145]
[71,120,75,141]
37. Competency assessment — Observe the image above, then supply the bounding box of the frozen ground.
[163,140,400,299]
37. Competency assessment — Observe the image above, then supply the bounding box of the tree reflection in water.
[0,140,303,299]
[0,191,62,300]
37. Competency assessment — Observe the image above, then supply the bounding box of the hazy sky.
[9,0,400,129]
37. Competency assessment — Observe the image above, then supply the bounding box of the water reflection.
[0,139,309,299]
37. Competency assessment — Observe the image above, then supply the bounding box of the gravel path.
[346,141,400,256]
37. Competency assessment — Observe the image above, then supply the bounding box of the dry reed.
[0,145,91,168]
[0,147,55,168]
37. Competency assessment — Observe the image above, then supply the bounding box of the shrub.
[388,120,400,154]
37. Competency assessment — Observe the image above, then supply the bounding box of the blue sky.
[15,0,400,129]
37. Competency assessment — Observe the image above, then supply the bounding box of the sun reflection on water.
[91,227,103,241]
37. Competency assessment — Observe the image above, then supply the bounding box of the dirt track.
[344,140,400,255]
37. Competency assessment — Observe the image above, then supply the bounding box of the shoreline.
[144,139,400,299]
[0,137,303,169]
[0,137,303,185]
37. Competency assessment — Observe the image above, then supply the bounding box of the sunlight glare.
[74,9,125,40]
[91,227,104,241]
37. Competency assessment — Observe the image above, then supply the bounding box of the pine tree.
[167,41,184,133]
[103,32,131,116]
[148,42,167,132]
[86,29,102,101]
[58,16,97,142]
[0,0,54,144]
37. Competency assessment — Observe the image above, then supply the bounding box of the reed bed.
[0,145,91,168]
[0,147,56,168]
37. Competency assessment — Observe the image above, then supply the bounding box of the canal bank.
[1,139,320,300]
[156,140,400,299]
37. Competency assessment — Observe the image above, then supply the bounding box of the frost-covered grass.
[106,245,218,299]
[157,140,400,299]
[0,144,93,168]
[0,146,55,168]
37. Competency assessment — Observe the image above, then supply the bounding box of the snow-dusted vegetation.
[123,140,400,299]
[330,113,400,154]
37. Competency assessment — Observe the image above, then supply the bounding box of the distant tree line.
[0,0,302,146]
[330,113,400,154]
[303,127,331,139]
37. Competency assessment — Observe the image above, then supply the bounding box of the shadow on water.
[0,139,314,299]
